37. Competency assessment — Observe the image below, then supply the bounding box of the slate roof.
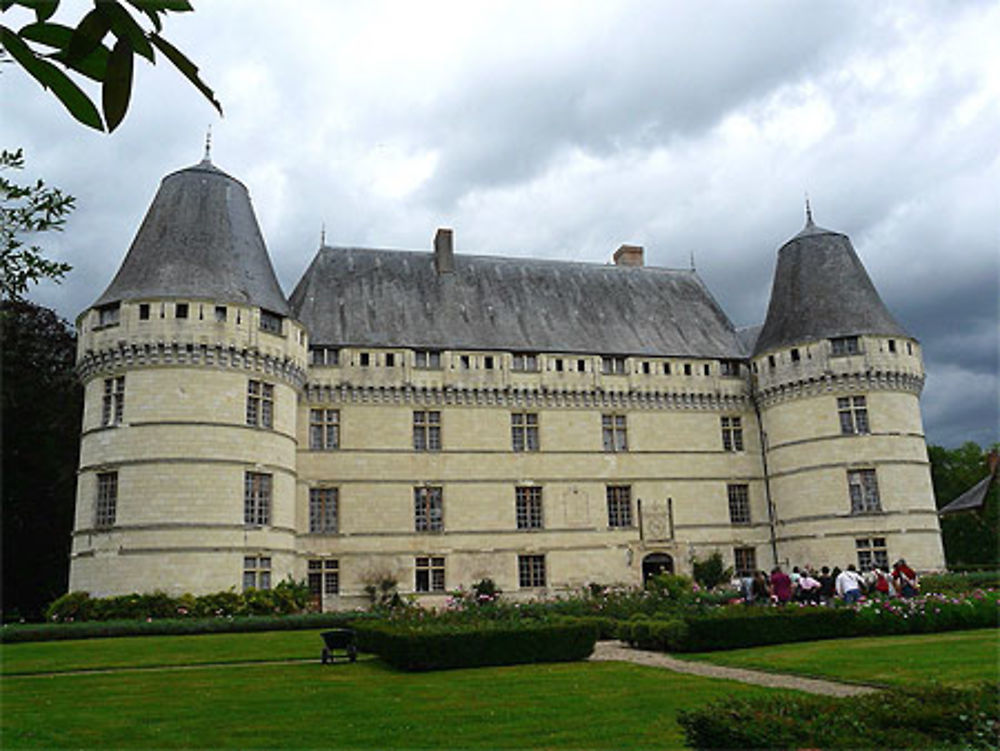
[752,217,908,356]
[289,247,744,358]
[93,159,290,315]
[938,462,997,516]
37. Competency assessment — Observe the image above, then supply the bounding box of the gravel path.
[590,641,878,697]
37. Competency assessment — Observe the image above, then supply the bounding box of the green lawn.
[681,627,1000,688]
[1,658,783,749]
[0,629,328,676]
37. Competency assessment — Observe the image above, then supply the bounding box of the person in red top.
[770,566,792,604]
[892,559,919,598]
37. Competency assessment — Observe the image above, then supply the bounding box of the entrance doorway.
[642,553,674,585]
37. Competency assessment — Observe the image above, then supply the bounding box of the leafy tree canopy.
[928,442,999,569]
[1,0,221,132]
[1,147,74,302]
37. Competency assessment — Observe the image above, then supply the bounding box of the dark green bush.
[677,606,860,651]
[923,571,1000,594]
[691,552,733,590]
[678,682,999,750]
[619,617,688,651]
[355,618,598,671]
[0,612,367,643]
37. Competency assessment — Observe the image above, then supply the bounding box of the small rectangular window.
[684,363,693,376]
[518,554,546,588]
[175,303,189,319]
[459,354,471,370]
[310,346,339,366]
[414,486,443,532]
[767,355,775,369]
[246,380,274,428]
[727,484,751,525]
[663,362,671,375]
[512,353,539,372]
[102,376,125,426]
[721,416,744,452]
[720,360,740,377]
[848,469,881,514]
[601,356,626,375]
[855,537,889,571]
[415,556,446,592]
[888,339,896,353]
[244,472,272,526]
[641,362,651,375]
[515,486,543,529]
[98,303,120,327]
[139,303,150,321]
[484,355,494,370]
[309,409,340,450]
[385,353,396,367]
[790,348,800,363]
[215,305,227,322]
[830,336,860,356]
[511,412,539,452]
[308,559,339,597]
[555,358,564,372]
[414,350,442,369]
[413,411,441,451]
[734,547,756,577]
[602,414,628,452]
[359,352,371,367]
[606,485,632,527]
[95,472,118,529]
[906,342,912,355]
[577,359,586,373]
[703,363,711,376]
[260,310,283,334]
[838,396,870,435]
[309,487,338,533]
[243,555,272,591]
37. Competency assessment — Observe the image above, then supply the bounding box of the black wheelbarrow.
[320,628,358,664]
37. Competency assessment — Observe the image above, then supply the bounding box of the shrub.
[618,617,688,651]
[677,606,860,651]
[0,612,369,644]
[355,618,598,671]
[678,682,999,750]
[923,571,1000,595]
[691,552,733,590]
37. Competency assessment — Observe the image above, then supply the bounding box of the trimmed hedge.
[618,617,688,651]
[0,612,366,644]
[355,618,598,671]
[678,683,999,749]
[679,606,860,651]
[923,571,1000,594]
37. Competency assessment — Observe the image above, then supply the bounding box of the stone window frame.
[855,537,888,571]
[246,380,274,429]
[415,555,446,592]
[727,484,751,525]
[243,555,271,591]
[102,375,125,426]
[310,346,339,366]
[721,416,744,452]
[602,413,628,452]
[414,486,444,532]
[244,471,272,526]
[511,412,539,452]
[95,471,118,529]
[515,486,543,530]
[414,349,442,369]
[847,469,881,514]
[308,487,338,534]
[309,409,340,450]
[830,336,861,356]
[259,309,283,335]
[413,410,441,451]
[838,395,870,435]
[606,485,633,528]
[512,353,539,372]
[308,559,339,597]
[733,547,756,577]
[601,355,627,375]
[518,554,546,588]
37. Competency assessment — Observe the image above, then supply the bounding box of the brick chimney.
[434,228,454,274]
[613,244,644,267]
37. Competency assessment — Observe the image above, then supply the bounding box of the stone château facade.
[70,156,946,608]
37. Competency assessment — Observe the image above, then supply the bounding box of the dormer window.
[512,353,539,372]
[830,336,860,356]
[259,310,283,334]
[414,350,441,369]
[601,356,626,375]
[97,303,120,328]
[310,346,339,366]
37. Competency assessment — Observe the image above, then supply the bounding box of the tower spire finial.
[203,126,212,162]
[805,191,813,226]
[689,249,696,271]
[320,223,326,247]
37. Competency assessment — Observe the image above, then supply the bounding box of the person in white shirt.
[835,564,865,604]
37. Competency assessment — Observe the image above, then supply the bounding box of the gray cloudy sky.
[3,0,997,448]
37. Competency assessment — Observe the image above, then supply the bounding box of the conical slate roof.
[93,159,289,315]
[289,246,744,358]
[752,215,908,356]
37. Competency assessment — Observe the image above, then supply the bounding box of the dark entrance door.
[642,553,674,584]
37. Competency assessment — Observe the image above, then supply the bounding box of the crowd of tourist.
[737,559,920,605]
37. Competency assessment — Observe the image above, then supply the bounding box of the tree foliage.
[928,442,999,569]
[1,0,221,132]
[1,147,74,302]
[1,300,82,621]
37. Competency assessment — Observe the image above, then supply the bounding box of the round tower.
[71,155,307,597]
[751,210,945,572]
